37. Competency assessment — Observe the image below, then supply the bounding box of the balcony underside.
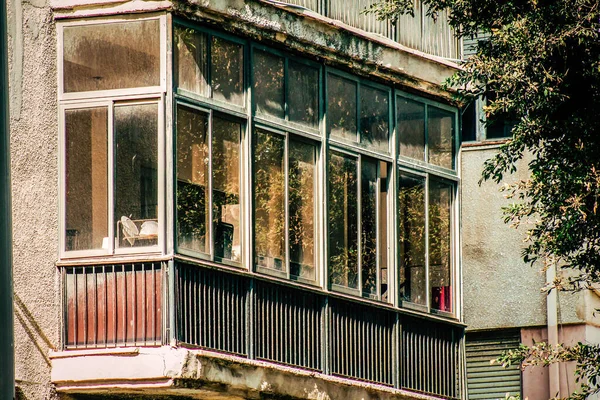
[51,346,446,400]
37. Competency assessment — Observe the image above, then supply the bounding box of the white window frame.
[57,13,167,102]
[59,94,166,259]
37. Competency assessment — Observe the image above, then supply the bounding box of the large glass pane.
[114,103,159,249]
[327,74,357,142]
[63,19,160,93]
[213,117,242,262]
[288,61,319,128]
[174,26,208,97]
[398,174,426,306]
[253,50,284,119]
[176,105,209,254]
[398,98,425,161]
[360,85,389,151]
[289,140,316,281]
[429,180,452,312]
[211,36,244,106]
[361,158,378,297]
[428,106,455,169]
[254,130,285,272]
[328,151,358,290]
[65,107,108,251]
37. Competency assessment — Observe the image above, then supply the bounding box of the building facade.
[8,0,468,399]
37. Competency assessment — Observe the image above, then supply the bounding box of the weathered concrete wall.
[8,0,60,398]
[461,143,600,330]
[461,144,547,330]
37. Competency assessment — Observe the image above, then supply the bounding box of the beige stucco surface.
[461,145,548,330]
[8,0,61,398]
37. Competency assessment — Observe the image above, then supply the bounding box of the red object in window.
[432,286,452,312]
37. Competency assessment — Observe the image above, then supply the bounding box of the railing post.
[0,0,15,396]
[321,296,329,374]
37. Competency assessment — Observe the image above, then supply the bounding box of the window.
[59,16,165,257]
[327,72,391,301]
[175,105,243,263]
[253,129,317,281]
[397,93,456,314]
[63,100,161,255]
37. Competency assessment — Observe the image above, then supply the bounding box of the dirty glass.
[63,19,160,93]
[176,105,209,254]
[174,26,209,97]
[428,106,455,169]
[429,180,452,312]
[212,117,242,262]
[289,140,316,281]
[398,98,425,161]
[328,151,358,290]
[398,174,426,306]
[254,130,286,272]
[211,36,244,107]
[327,74,357,142]
[361,158,378,297]
[65,107,108,252]
[288,61,319,128]
[254,50,284,119]
[114,103,159,249]
[360,85,389,152]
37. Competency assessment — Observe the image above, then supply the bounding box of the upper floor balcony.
[275,0,461,60]
[49,1,465,398]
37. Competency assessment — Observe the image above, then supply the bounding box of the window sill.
[56,252,170,267]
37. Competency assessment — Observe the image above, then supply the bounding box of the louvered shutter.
[466,330,522,399]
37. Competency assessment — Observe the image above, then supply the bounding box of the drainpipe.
[547,259,560,397]
[0,0,15,398]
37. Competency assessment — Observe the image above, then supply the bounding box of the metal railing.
[174,261,464,398]
[63,262,163,349]
[275,0,460,59]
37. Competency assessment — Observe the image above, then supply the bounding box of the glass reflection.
[328,151,358,289]
[429,180,452,312]
[361,158,378,297]
[176,105,209,254]
[212,117,242,262]
[428,106,455,169]
[398,98,425,161]
[360,86,389,151]
[211,36,244,106]
[174,26,208,97]
[288,61,319,127]
[399,174,426,306]
[254,50,284,119]
[328,75,357,142]
[254,130,286,271]
[289,140,316,280]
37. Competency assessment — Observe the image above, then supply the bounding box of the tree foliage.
[368,0,600,398]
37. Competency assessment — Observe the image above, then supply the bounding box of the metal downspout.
[0,0,15,397]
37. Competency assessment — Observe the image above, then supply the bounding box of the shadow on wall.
[14,293,54,367]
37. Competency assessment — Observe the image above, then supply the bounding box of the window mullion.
[284,58,289,122]
[108,101,115,254]
[208,110,214,259]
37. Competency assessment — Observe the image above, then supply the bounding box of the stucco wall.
[8,0,60,398]
[461,144,548,330]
